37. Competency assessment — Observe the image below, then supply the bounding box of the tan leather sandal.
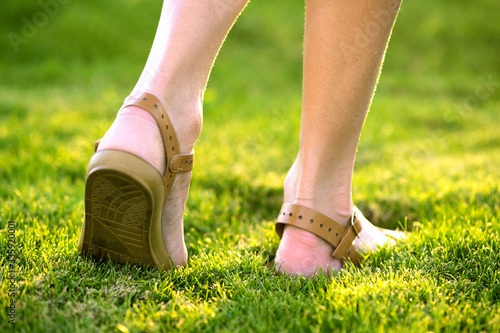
[78,93,194,270]
[275,203,363,266]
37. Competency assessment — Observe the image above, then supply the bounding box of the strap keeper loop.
[169,154,194,173]
[332,211,361,261]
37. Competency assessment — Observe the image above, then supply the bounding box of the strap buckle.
[350,210,360,237]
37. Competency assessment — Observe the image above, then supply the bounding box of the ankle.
[295,196,353,227]
[283,157,300,203]
[173,100,202,153]
[123,92,203,154]
[283,153,354,225]
[285,173,353,227]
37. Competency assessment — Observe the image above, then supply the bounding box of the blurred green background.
[1,0,498,84]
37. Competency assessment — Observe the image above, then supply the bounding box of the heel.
[79,150,171,269]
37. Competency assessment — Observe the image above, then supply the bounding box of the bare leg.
[97,0,249,266]
[275,0,402,276]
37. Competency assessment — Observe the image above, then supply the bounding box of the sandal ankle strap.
[122,93,194,204]
[275,203,362,265]
[94,93,194,205]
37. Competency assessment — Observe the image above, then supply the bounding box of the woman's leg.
[276,0,402,276]
[97,0,249,266]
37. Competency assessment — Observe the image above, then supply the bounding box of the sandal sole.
[78,150,171,269]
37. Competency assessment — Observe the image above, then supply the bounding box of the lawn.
[1,0,499,332]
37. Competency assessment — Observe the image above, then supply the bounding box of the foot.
[96,93,202,267]
[274,156,391,277]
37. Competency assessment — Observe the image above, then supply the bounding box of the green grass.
[1,0,500,331]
